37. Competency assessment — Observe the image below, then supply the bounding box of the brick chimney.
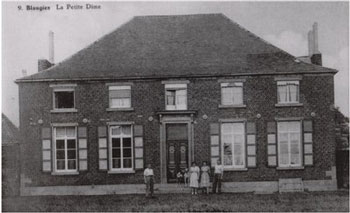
[308,22,322,66]
[38,31,55,72]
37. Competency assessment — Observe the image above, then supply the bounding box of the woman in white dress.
[189,162,200,195]
[200,161,210,194]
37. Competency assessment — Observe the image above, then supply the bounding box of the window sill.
[276,166,304,170]
[107,170,135,174]
[51,171,79,175]
[224,168,248,171]
[275,103,303,107]
[50,109,78,113]
[219,104,246,109]
[106,107,134,112]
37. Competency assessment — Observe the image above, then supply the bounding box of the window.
[109,125,133,171]
[221,122,245,169]
[109,86,131,108]
[277,121,302,167]
[165,84,187,110]
[54,127,77,172]
[277,81,299,104]
[221,82,243,106]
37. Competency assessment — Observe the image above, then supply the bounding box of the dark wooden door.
[166,124,188,183]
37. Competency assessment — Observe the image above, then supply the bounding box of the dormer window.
[165,84,187,110]
[277,81,299,104]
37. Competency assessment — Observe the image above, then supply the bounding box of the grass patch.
[2,191,349,212]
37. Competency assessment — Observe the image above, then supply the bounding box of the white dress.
[189,166,200,188]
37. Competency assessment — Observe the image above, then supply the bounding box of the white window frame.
[277,121,302,167]
[109,125,134,172]
[53,126,78,173]
[109,85,132,109]
[277,81,300,104]
[220,122,246,169]
[220,82,243,106]
[165,84,187,110]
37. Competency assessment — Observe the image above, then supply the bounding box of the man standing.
[144,164,154,197]
[212,159,224,194]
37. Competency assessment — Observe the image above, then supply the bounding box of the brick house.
[16,14,338,195]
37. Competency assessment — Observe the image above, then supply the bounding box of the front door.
[166,124,188,183]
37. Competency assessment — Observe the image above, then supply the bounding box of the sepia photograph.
[2,1,349,212]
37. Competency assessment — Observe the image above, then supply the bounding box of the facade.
[16,14,338,195]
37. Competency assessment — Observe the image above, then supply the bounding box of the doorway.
[166,124,189,183]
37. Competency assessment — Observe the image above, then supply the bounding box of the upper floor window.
[50,84,77,112]
[109,125,133,171]
[277,81,299,104]
[54,126,77,172]
[165,84,187,110]
[221,82,243,106]
[109,86,131,108]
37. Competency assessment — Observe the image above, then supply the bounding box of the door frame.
[159,115,194,183]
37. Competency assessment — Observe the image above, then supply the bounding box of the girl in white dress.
[189,162,200,195]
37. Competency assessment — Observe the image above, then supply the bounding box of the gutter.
[15,70,338,83]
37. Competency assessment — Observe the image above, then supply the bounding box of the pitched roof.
[17,13,336,82]
[2,114,19,145]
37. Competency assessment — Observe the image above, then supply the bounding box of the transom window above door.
[165,84,187,110]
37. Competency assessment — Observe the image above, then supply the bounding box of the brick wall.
[18,74,336,186]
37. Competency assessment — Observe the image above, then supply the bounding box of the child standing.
[144,164,154,197]
[200,161,210,194]
[184,168,189,187]
[189,162,200,195]
[176,171,183,186]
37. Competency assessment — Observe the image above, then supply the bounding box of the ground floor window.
[221,122,245,169]
[277,121,302,167]
[54,127,77,172]
[109,125,133,171]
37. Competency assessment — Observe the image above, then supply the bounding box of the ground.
[2,191,349,212]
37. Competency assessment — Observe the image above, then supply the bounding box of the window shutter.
[303,120,313,166]
[267,122,277,167]
[78,127,88,171]
[246,122,257,168]
[42,127,52,172]
[134,125,144,169]
[98,126,108,170]
[210,123,220,166]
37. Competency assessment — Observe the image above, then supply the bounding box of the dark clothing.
[145,176,154,197]
[212,174,222,193]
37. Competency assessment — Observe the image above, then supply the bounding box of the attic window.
[50,84,77,112]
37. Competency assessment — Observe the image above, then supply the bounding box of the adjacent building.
[16,14,338,195]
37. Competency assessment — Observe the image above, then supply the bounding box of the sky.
[2,1,349,126]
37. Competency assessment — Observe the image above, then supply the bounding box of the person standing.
[189,162,200,195]
[200,161,211,194]
[144,164,154,198]
[212,159,224,194]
